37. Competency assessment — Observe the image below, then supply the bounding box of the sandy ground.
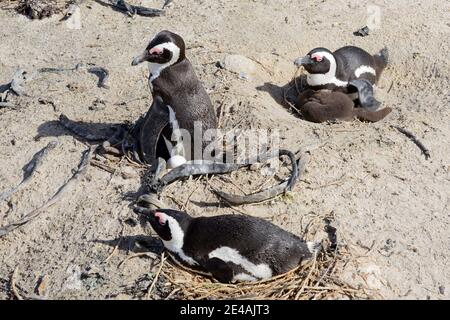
[0,0,449,300]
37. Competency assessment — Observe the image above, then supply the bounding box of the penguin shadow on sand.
[256,77,306,117]
[94,233,164,257]
[257,75,392,124]
[36,116,125,144]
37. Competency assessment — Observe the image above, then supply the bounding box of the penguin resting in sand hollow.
[132,30,218,169]
[135,208,321,283]
[297,79,392,123]
[294,46,389,110]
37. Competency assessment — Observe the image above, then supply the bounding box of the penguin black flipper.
[201,257,234,283]
[349,79,381,111]
[136,95,170,164]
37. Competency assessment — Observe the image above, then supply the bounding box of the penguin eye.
[154,212,167,226]
[312,55,323,62]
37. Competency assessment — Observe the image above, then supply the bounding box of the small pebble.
[438,286,445,295]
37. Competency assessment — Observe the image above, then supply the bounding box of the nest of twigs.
[143,213,373,300]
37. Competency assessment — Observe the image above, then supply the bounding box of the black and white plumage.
[135,208,320,283]
[294,46,389,110]
[132,30,218,168]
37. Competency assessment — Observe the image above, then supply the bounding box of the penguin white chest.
[307,73,348,87]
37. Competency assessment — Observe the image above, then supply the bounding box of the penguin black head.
[132,30,186,67]
[135,207,192,242]
[294,48,334,74]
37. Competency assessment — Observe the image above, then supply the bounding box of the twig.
[392,125,431,160]
[0,147,91,237]
[181,182,200,211]
[387,81,394,94]
[283,85,302,116]
[119,252,155,268]
[0,141,58,203]
[295,255,317,299]
[146,252,166,299]
[103,223,124,263]
[11,267,23,300]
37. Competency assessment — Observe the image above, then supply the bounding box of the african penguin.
[135,207,321,283]
[294,46,389,110]
[132,30,218,168]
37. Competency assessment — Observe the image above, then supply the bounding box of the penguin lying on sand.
[298,80,392,123]
[135,208,321,283]
[294,46,389,110]
[132,30,218,168]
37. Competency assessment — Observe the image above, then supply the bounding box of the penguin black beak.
[294,56,314,67]
[133,206,156,220]
[132,51,150,66]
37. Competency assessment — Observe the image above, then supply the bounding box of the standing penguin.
[135,207,321,283]
[294,46,389,110]
[132,30,218,168]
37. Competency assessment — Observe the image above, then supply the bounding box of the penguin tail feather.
[353,107,392,122]
[374,47,389,70]
[306,241,322,256]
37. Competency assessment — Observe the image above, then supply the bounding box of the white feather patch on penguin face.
[208,247,273,280]
[156,212,198,266]
[148,42,181,82]
[354,65,376,78]
[306,51,348,87]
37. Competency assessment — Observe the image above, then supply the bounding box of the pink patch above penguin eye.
[149,47,163,55]
[154,212,167,225]
[311,54,323,62]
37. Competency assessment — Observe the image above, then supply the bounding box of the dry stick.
[106,157,125,188]
[91,159,116,174]
[164,288,180,300]
[103,223,125,264]
[387,80,394,94]
[0,141,58,203]
[392,125,431,160]
[119,253,155,268]
[0,148,91,237]
[283,85,302,116]
[146,252,166,299]
[283,67,304,115]
[11,267,23,300]
[181,182,200,211]
[217,97,226,129]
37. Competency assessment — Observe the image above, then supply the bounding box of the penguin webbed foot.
[142,158,167,193]
[349,79,381,111]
